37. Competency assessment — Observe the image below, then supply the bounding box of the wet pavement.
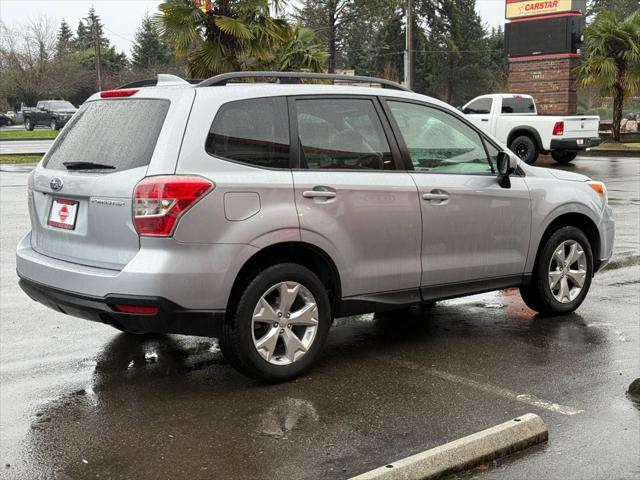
[0,139,52,155]
[1,155,639,480]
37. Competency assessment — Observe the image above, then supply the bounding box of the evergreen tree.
[295,0,357,72]
[56,19,74,57]
[131,15,173,70]
[486,26,507,91]
[74,7,110,52]
[587,0,639,21]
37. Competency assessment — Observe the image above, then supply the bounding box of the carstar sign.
[505,0,586,20]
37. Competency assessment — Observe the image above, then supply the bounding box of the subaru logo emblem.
[50,177,63,191]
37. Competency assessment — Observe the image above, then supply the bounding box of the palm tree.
[156,0,327,78]
[577,10,640,142]
[267,25,328,72]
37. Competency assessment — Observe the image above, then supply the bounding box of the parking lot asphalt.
[1,156,638,480]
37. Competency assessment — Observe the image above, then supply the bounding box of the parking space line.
[394,359,583,416]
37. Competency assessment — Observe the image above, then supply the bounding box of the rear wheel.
[510,135,539,164]
[519,226,593,316]
[50,118,58,131]
[551,150,578,163]
[220,263,331,382]
[24,118,34,131]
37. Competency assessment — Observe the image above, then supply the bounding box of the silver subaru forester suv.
[16,72,614,382]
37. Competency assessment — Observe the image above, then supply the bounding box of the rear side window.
[206,97,290,169]
[44,99,170,172]
[463,98,492,114]
[501,97,535,114]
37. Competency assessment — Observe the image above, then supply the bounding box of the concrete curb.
[349,413,548,480]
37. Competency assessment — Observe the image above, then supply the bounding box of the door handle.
[481,119,489,122]
[303,190,336,199]
[422,193,449,201]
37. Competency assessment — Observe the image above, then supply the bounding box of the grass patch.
[0,154,43,164]
[0,130,58,140]
[596,142,640,150]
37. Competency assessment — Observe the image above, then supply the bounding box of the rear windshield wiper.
[63,161,116,170]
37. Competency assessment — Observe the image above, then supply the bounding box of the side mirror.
[496,151,517,188]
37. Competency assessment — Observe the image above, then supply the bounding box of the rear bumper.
[18,276,225,336]
[550,137,602,151]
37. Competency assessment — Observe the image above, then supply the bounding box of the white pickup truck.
[461,94,601,164]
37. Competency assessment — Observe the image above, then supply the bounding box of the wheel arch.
[226,241,342,318]
[508,127,544,152]
[531,212,601,275]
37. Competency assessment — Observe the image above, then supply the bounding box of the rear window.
[44,99,170,171]
[501,97,535,114]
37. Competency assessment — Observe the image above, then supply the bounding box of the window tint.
[206,97,290,169]
[463,98,492,114]
[388,101,493,174]
[295,99,394,170]
[44,99,170,172]
[501,97,535,114]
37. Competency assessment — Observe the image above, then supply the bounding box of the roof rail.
[195,71,411,92]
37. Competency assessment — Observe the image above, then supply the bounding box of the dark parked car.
[23,100,77,131]
[0,113,13,126]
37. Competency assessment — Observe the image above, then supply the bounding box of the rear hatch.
[562,116,600,138]
[30,91,191,270]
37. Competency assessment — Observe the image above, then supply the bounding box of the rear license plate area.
[48,198,79,230]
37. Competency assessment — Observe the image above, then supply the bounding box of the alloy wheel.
[251,281,319,366]
[548,240,587,303]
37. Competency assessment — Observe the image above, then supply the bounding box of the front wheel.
[551,150,578,163]
[519,226,593,316]
[220,263,331,382]
[510,135,539,164]
[50,118,58,131]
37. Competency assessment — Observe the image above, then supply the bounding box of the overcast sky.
[0,0,506,56]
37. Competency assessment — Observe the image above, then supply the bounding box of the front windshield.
[48,101,76,110]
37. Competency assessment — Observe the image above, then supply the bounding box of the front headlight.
[587,180,608,204]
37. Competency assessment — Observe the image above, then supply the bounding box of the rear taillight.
[133,176,214,236]
[552,121,564,136]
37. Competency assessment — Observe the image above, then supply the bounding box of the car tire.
[510,135,539,164]
[50,119,58,131]
[25,118,34,131]
[220,263,331,383]
[519,226,593,316]
[551,150,578,163]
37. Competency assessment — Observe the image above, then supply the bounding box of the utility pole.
[94,19,103,91]
[404,0,413,90]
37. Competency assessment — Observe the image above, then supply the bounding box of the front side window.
[388,101,493,175]
[206,97,290,169]
[295,98,394,170]
[463,98,492,114]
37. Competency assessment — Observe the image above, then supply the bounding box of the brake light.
[552,121,564,136]
[133,176,214,236]
[100,88,139,98]
[114,304,159,315]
